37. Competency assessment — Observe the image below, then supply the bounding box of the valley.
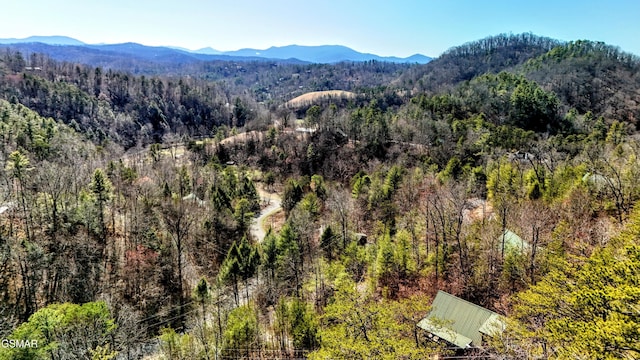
[0,32,639,359]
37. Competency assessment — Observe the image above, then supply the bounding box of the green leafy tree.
[276,223,302,296]
[605,120,626,145]
[500,250,527,294]
[232,97,250,127]
[149,143,161,163]
[509,79,559,131]
[222,167,238,199]
[310,174,327,200]
[263,171,276,192]
[351,172,371,199]
[310,271,441,359]
[438,156,465,182]
[282,178,303,216]
[7,150,29,181]
[300,193,321,218]
[90,168,112,244]
[306,105,322,126]
[382,165,404,199]
[219,237,260,304]
[0,302,116,360]
[223,305,259,356]
[233,198,254,232]
[7,150,32,240]
[238,175,259,211]
[261,229,279,286]
[177,165,191,197]
[320,226,337,260]
[375,230,415,298]
[219,246,242,306]
[376,232,397,294]
[90,345,117,360]
[274,297,289,350]
[210,182,231,212]
[236,236,261,300]
[192,278,213,360]
[508,208,640,359]
[159,327,196,360]
[486,159,522,258]
[288,298,319,350]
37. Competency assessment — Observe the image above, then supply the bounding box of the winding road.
[250,189,282,242]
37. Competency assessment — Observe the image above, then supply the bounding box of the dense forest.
[0,33,639,359]
[0,51,408,148]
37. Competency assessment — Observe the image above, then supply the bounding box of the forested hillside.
[0,33,639,359]
[0,50,408,148]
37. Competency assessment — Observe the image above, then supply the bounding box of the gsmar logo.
[1,339,38,348]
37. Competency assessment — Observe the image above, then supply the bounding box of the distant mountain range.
[216,45,430,64]
[0,35,85,46]
[0,35,431,64]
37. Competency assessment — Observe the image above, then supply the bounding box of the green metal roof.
[417,317,473,348]
[500,229,529,252]
[479,313,504,335]
[417,291,505,348]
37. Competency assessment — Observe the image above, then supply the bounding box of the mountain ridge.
[0,35,85,46]
[0,35,431,64]
[221,44,431,63]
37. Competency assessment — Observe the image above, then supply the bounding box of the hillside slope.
[399,33,561,92]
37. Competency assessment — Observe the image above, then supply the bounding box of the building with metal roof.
[417,291,505,349]
[499,229,530,253]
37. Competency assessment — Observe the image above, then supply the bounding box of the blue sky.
[2,0,639,57]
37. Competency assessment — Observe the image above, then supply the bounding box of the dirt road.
[250,188,282,242]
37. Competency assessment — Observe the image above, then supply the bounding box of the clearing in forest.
[284,90,356,108]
